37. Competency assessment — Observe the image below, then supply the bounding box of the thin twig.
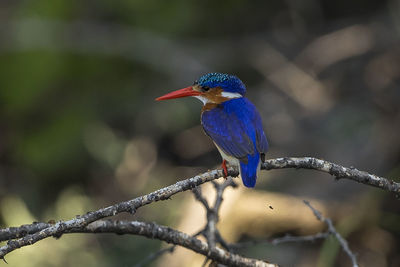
[270,232,330,245]
[134,246,175,267]
[229,232,330,250]
[201,257,210,267]
[303,200,359,267]
[192,178,235,252]
[192,183,217,253]
[192,186,210,210]
[215,229,232,251]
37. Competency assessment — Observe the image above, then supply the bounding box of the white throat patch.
[194,95,209,104]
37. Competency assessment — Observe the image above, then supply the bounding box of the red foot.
[221,160,228,178]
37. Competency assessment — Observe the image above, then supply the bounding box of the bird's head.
[156,73,246,104]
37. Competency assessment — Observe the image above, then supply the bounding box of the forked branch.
[0,157,396,264]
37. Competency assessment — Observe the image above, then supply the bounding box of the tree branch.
[0,157,396,261]
[304,200,359,267]
[0,222,49,242]
[229,232,330,250]
[262,157,399,194]
[0,168,231,257]
[192,178,236,253]
[76,220,278,267]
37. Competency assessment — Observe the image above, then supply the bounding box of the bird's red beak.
[155,86,201,101]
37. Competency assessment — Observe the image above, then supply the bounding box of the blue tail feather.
[239,153,260,188]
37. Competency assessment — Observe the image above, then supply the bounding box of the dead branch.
[0,168,229,257]
[262,157,399,194]
[0,157,396,263]
[304,200,359,267]
[68,220,278,267]
[229,232,330,250]
[192,177,237,252]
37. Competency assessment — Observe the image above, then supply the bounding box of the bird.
[156,73,268,188]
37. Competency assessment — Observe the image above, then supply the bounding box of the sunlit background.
[1,1,400,266]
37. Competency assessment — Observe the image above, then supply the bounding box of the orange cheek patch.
[203,88,229,104]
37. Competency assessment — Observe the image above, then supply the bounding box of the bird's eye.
[202,86,210,92]
[193,80,198,85]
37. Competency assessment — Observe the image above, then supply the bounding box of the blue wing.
[253,109,269,154]
[201,98,268,161]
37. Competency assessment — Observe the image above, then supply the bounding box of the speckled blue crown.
[197,73,246,95]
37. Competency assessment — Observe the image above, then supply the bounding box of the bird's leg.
[221,160,228,178]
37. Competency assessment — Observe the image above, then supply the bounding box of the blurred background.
[0,0,400,266]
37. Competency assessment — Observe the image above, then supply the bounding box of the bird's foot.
[221,160,228,178]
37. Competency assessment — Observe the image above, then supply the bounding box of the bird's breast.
[214,142,240,167]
